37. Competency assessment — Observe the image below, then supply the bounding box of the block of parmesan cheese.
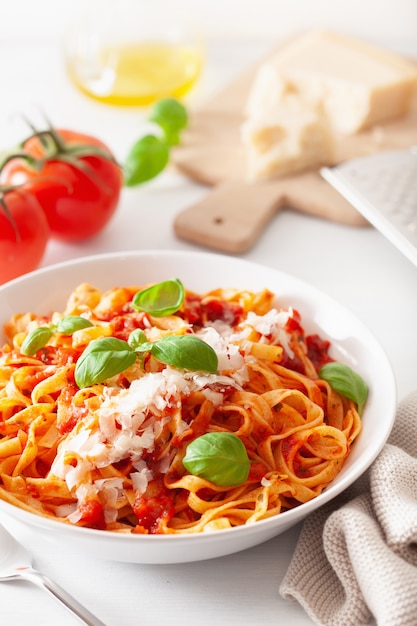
[246,30,417,135]
[242,30,417,180]
[241,95,333,180]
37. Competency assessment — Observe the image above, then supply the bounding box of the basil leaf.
[21,326,54,356]
[56,316,94,334]
[123,134,169,186]
[132,279,185,317]
[151,334,218,373]
[319,361,368,414]
[20,316,94,357]
[183,432,251,486]
[149,98,188,146]
[75,337,136,388]
[128,329,152,352]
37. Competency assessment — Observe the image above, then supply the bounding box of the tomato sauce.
[181,294,244,327]
[110,311,148,341]
[77,498,106,529]
[132,479,175,533]
[306,334,333,369]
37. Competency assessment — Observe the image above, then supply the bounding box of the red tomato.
[0,190,49,284]
[0,129,122,242]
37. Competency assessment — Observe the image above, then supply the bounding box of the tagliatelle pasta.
[0,281,362,534]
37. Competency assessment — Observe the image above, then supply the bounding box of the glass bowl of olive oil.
[64,0,204,106]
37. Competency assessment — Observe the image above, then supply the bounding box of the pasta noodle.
[0,281,362,534]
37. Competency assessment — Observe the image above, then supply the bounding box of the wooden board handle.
[174,176,367,254]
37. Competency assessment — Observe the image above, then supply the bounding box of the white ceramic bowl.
[0,250,397,563]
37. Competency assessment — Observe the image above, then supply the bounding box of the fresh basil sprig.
[319,361,368,414]
[21,326,54,355]
[128,330,217,372]
[21,315,94,356]
[127,329,152,352]
[132,279,185,317]
[75,337,137,388]
[152,335,218,373]
[148,97,188,146]
[124,135,169,186]
[75,332,218,388]
[54,316,95,334]
[183,432,251,487]
[123,97,188,187]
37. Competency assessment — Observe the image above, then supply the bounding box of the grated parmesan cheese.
[242,308,294,358]
[51,304,296,520]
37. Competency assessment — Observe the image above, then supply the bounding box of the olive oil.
[68,41,203,106]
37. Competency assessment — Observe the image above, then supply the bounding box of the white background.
[2,0,417,52]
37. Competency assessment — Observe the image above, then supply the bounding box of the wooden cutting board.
[172,43,417,253]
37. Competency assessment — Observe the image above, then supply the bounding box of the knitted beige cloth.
[280,390,417,626]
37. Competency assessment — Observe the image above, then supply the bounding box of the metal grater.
[321,149,417,268]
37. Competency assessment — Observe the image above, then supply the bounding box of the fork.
[0,523,106,626]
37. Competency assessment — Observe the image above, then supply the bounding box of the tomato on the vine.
[0,129,123,242]
[0,189,50,285]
